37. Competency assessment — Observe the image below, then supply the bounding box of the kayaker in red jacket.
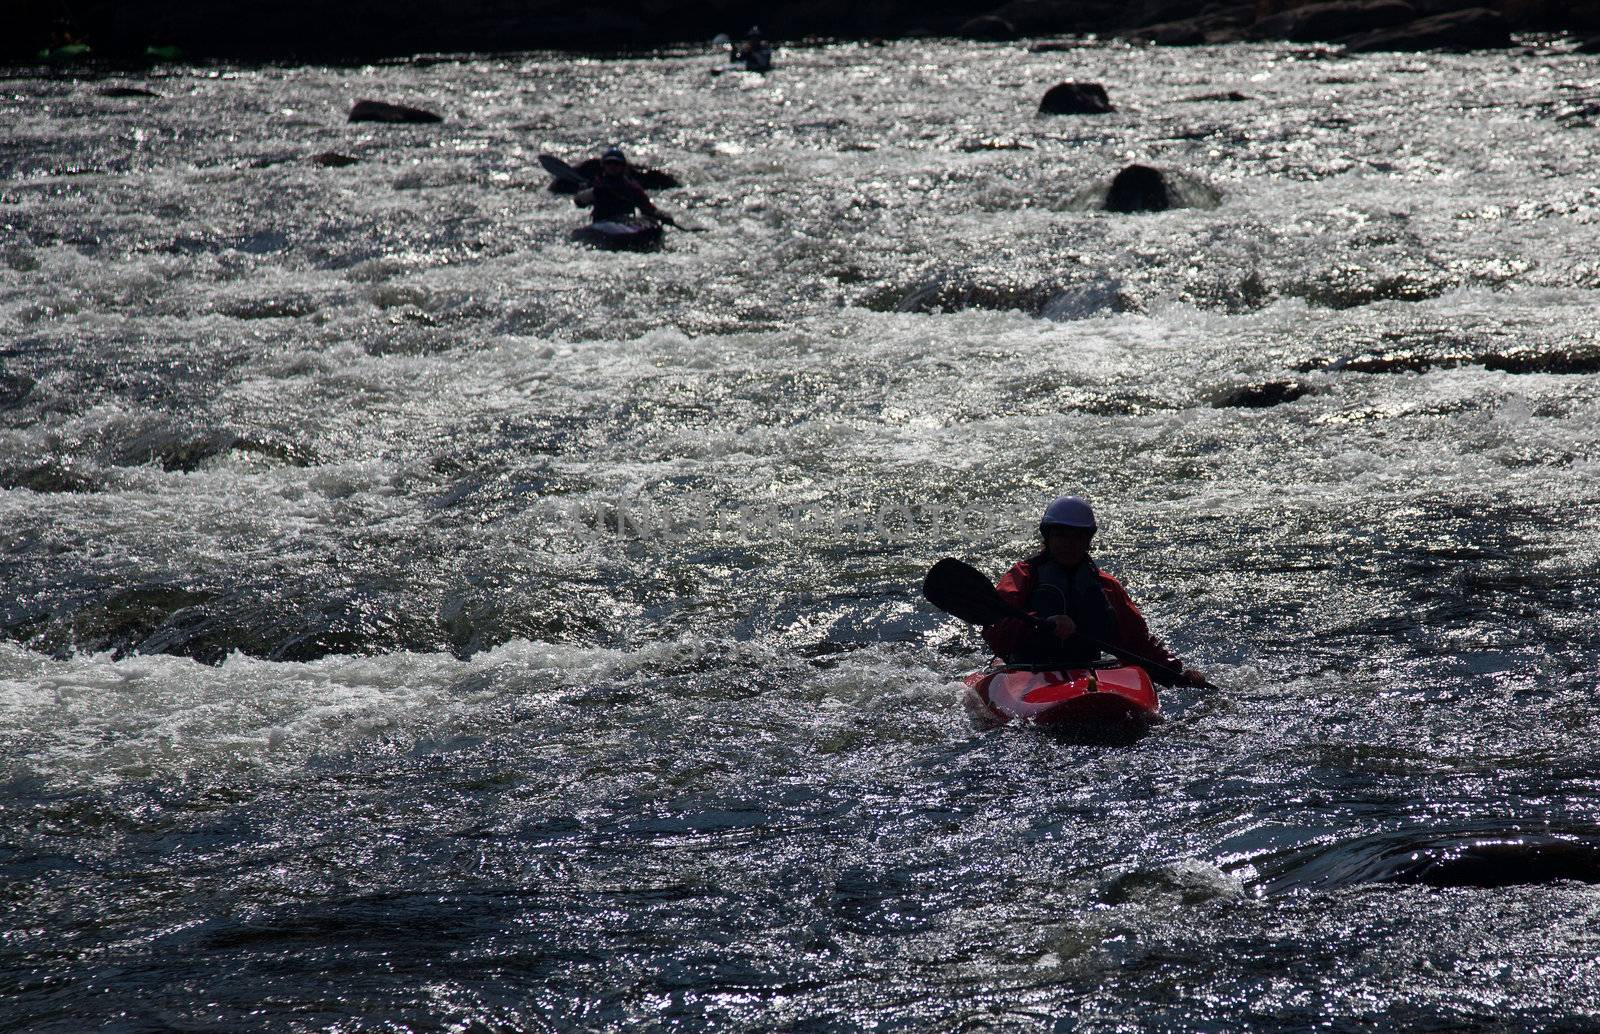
[574,147,663,224]
[982,495,1209,687]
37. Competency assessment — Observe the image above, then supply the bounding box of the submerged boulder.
[1343,7,1512,50]
[1211,380,1318,408]
[1104,164,1172,212]
[1039,81,1113,114]
[98,85,161,98]
[1066,164,1222,213]
[348,99,443,124]
[0,372,34,409]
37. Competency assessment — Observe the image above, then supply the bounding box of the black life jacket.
[591,176,647,222]
[1017,557,1117,666]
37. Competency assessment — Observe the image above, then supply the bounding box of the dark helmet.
[1039,495,1097,534]
[601,146,626,163]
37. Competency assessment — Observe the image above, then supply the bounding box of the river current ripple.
[3,37,1600,1032]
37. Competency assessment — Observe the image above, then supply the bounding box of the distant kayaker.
[732,27,773,72]
[573,147,663,225]
[982,496,1209,687]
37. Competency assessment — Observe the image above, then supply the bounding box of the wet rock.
[10,585,218,660]
[309,152,360,167]
[546,159,682,194]
[958,14,1018,39]
[348,99,443,124]
[1104,164,1173,212]
[0,461,100,494]
[1304,348,1453,374]
[4,249,39,272]
[1386,838,1600,889]
[1290,268,1450,309]
[1480,346,1600,375]
[98,86,161,98]
[1344,7,1511,50]
[1183,90,1252,101]
[1099,861,1244,905]
[216,294,320,319]
[1180,269,1271,312]
[1068,165,1222,214]
[958,136,1035,151]
[0,372,34,409]
[114,428,251,473]
[76,587,219,659]
[1039,81,1114,115]
[40,586,446,665]
[876,272,1058,315]
[1211,380,1318,408]
[868,269,1137,319]
[1249,0,1418,42]
[1041,279,1141,319]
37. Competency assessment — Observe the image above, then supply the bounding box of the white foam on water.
[0,634,780,786]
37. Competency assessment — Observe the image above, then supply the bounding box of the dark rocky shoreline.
[13,0,1600,65]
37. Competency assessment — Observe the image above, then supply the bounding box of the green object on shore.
[145,45,184,61]
[40,43,92,62]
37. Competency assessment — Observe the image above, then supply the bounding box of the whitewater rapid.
[4,36,1600,1032]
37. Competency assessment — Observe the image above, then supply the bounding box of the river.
[3,36,1600,1031]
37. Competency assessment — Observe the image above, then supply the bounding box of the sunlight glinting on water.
[3,36,1600,1032]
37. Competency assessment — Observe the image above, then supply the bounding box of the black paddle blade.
[921,558,1020,626]
[538,153,590,188]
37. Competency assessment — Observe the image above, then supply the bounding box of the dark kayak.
[963,662,1160,729]
[570,218,663,253]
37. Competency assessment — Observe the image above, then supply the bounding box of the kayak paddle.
[921,557,1212,689]
[537,153,706,232]
[537,152,591,189]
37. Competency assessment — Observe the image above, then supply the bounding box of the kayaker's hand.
[1180,667,1210,688]
[574,188,595,207]
[1047,615,1076,639]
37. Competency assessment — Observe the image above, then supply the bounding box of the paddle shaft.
[1007,597,1191,687]
[923,557,1210,688]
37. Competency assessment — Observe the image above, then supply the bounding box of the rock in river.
[1039,81,1113,114]
[348,99,443,124]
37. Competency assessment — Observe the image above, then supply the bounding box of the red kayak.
[570,218,663,252]
[963,662,1160,729]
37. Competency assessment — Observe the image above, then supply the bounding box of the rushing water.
[4,35,1600,1031]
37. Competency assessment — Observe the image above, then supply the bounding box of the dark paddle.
[537,153,705,232]
[921,557,1213,689]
